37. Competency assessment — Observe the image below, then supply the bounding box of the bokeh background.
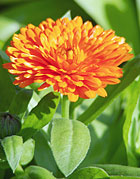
[0,0,140,178]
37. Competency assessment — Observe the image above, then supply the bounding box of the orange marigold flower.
[3,16,133,102]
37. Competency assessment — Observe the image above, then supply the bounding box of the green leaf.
[74,0,140,54]
[27,90,41,113]
[68,167,109,179]
[93,164,140,177]
[62,10,71,20]
[70,98,84,119]
[136,0,140,31]
[51,118,91,177]
[123,80,140,166]
[34,130,63,178]
[110,176,140,179]
[20,92,60,139]
[1,135,23,173]
[9,89,33,119]
[0,58,16,112]
[20,138,35,166]
[25,165,56,179]
[77,55,140,125]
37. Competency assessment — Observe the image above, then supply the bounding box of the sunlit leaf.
[1,135,23,173]
[68,167,109,179]
[93,164,140,177]
[51,118,91,177]
[20,139,35,166]
[20,92,60,139]
[25,165,56,179]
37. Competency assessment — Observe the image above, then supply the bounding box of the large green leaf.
[34,130,63,178]
[68,167,109,179]
[123,80,140,166]
[93,164,140,177]
[74,0,140,54]
[77,56,140,125]
[0,58,16,112]
[9,89,33,119]
[20,138,35,166]
[51,118,91,177]
[1,135,23,173]
[25,165,56,179]
[20,92,60,139]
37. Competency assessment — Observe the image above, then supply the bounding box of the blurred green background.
[0,0,140,178]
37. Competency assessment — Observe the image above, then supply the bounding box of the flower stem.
[69,102,76,120]
[61,95,70,119]
[15,165,24,176]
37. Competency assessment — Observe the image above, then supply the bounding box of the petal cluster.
[3,16,133,102]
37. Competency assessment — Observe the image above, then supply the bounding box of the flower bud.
[0,112,21,139]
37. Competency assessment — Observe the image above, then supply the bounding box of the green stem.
[15,164,24,176]
[61,95,70,119]
[69,98,84,120]
[69,102,76,119]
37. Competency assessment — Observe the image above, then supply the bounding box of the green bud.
[0,112,21,139]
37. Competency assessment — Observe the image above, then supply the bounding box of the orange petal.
[97,88,107,97]
[85,90,96,98]
[68,93,79,102]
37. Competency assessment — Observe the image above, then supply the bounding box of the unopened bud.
[0,112,21,139]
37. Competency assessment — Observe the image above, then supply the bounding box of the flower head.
[3,16,133,102]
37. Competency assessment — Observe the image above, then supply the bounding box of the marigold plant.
[1,1,140,178]
[3,16,133,102]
